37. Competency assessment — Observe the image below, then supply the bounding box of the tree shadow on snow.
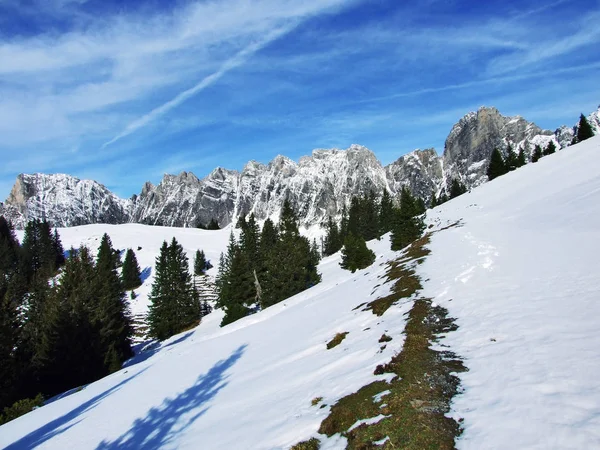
[140,267,152,283]
[123,331,196,369]
[4,368,149,450]
[96,344,247,450]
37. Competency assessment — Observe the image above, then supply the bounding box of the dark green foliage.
[217,200,321,326]
[0,393,44,425]
[323,217,342,256]
[20,219,65,281]
[505,144,518,171]
[449,179,467,199]
[347,193,380,242]
[340,234,376,273]
[194,250,208,276]
[517,147,527,167]
[487,148,507,180]
[576,113,595,143]
[532,145,543,163]
[218,235,253,326]
[198,218,220,230]
[148,238,200,340]
[543,141,556,156]
[390,188,425,251]
[206,218,220,230]
[378,189,395,235]
[121,248,142,290]
[94,234,134,372]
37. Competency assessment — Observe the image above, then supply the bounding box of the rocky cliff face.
[442,107,556,189]
[0,174,130,228]
[2,106,597,229]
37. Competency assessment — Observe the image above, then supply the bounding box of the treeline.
[0,218,140,422]
[323,188,427,272]
[488,113,596,181]
[215,200,321,326]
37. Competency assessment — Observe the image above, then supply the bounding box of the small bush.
[326,332,349,349]
[0,393,44,425]
[290,437,320,450]
[311,397,323,406]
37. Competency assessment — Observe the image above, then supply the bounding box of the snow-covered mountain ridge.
[1,106,598,229]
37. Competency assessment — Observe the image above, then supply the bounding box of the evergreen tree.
[576,113,595,143]
[543,141,557,156]
[194,250,208,276]
[487,148,507,180]
[516,147,527,167]
[239,213,260,267]
[340,233,376,273]
[323,217,342,256]
[121,249,142,290]
[505,144,518,171]
[148,239,200,340]
[378,189,395,234]
[390,187,425,251]
[449,179,467,199]
[532,145,543,163]
[94,234,133,371]
[206,218,220,230]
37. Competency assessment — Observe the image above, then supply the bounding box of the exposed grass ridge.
[316,234,466,449]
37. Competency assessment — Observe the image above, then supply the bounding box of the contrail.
[102,24,295,149]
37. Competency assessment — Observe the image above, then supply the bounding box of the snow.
[2,135,600,449]
[422,135,600,449]
[347,414,389,432]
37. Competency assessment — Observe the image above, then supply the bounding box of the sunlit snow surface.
[2,136,600,449]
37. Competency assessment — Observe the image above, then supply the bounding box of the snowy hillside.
[2,136,600,449]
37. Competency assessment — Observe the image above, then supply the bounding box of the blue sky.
[1,0,599,199]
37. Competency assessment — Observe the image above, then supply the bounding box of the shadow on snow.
[4,368,149,450]
[96,344,247,450]
[140,267,152,283]
[124,331,196,369]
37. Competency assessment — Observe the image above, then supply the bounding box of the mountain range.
[1,105,598,229]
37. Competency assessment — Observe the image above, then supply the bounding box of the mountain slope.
[421,134,600,448]
[1,136,599,449]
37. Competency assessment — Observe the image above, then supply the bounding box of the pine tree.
[576,113,595,143]
[340,233,376,273]
[390,187,425,251]
[239,213,260,266]
[94,234,133,371]
[148,239,200,340]
[505,144,518,171]
[449,179,467,199]
[323,217,342,256]
[206,218,220,230]
[487,148,507,180]
[121,249,142,290]
[543,141,557,156]
[194,250,208,276]
[531,145,543,163]
[378,189,395,235]
[516,147,527,167]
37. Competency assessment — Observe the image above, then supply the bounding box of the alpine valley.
[2,105,599,229]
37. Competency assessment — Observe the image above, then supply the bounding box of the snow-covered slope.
[421,134,600,448]
[1,231,409,449]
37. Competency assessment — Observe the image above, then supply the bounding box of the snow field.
[420,135,600,449]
